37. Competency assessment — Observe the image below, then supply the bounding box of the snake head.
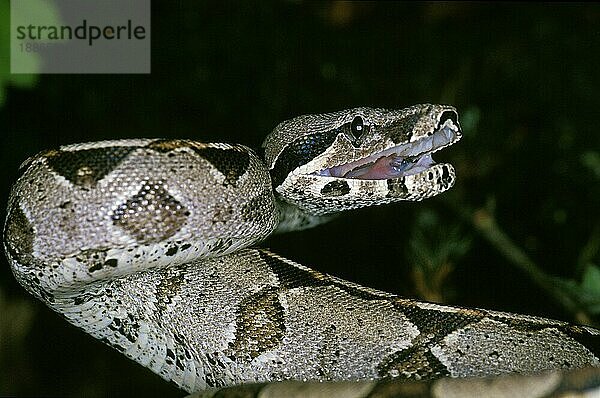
[264,104,462,216]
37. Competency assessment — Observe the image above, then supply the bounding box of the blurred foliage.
[0,2,599,396]
[408,209,471,303]
[581,151,600,179]
[0,0,59,105]
[559,264,600,317]
[0,286,36,395]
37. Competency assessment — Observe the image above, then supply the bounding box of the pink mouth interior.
[322,153,435,179]
[314,121,458,180]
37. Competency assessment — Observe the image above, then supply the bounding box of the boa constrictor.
[4,105,600,397]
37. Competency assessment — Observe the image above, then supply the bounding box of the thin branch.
[447,199,591,323]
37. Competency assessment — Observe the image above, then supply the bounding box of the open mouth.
[315,118,460,180]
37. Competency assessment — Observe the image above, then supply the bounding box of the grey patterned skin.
[193,367,600,398]
[3,105,599,394]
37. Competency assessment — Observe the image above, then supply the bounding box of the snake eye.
[350,116,364,139]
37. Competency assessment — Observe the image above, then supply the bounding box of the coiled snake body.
[4,105,600,395]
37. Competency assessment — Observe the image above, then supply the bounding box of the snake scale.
[4,105,600,396]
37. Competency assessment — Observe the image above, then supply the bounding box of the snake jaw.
[315,116,461,180]
[269,106,463,212]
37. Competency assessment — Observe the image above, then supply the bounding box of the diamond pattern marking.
[112,181,189,243]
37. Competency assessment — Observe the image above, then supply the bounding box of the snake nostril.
[438,110,459,131]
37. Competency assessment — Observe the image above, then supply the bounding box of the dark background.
[1,2,599,397]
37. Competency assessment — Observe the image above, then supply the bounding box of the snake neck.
[273,197,336,234]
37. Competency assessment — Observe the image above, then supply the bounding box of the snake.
[4,104,600,396]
